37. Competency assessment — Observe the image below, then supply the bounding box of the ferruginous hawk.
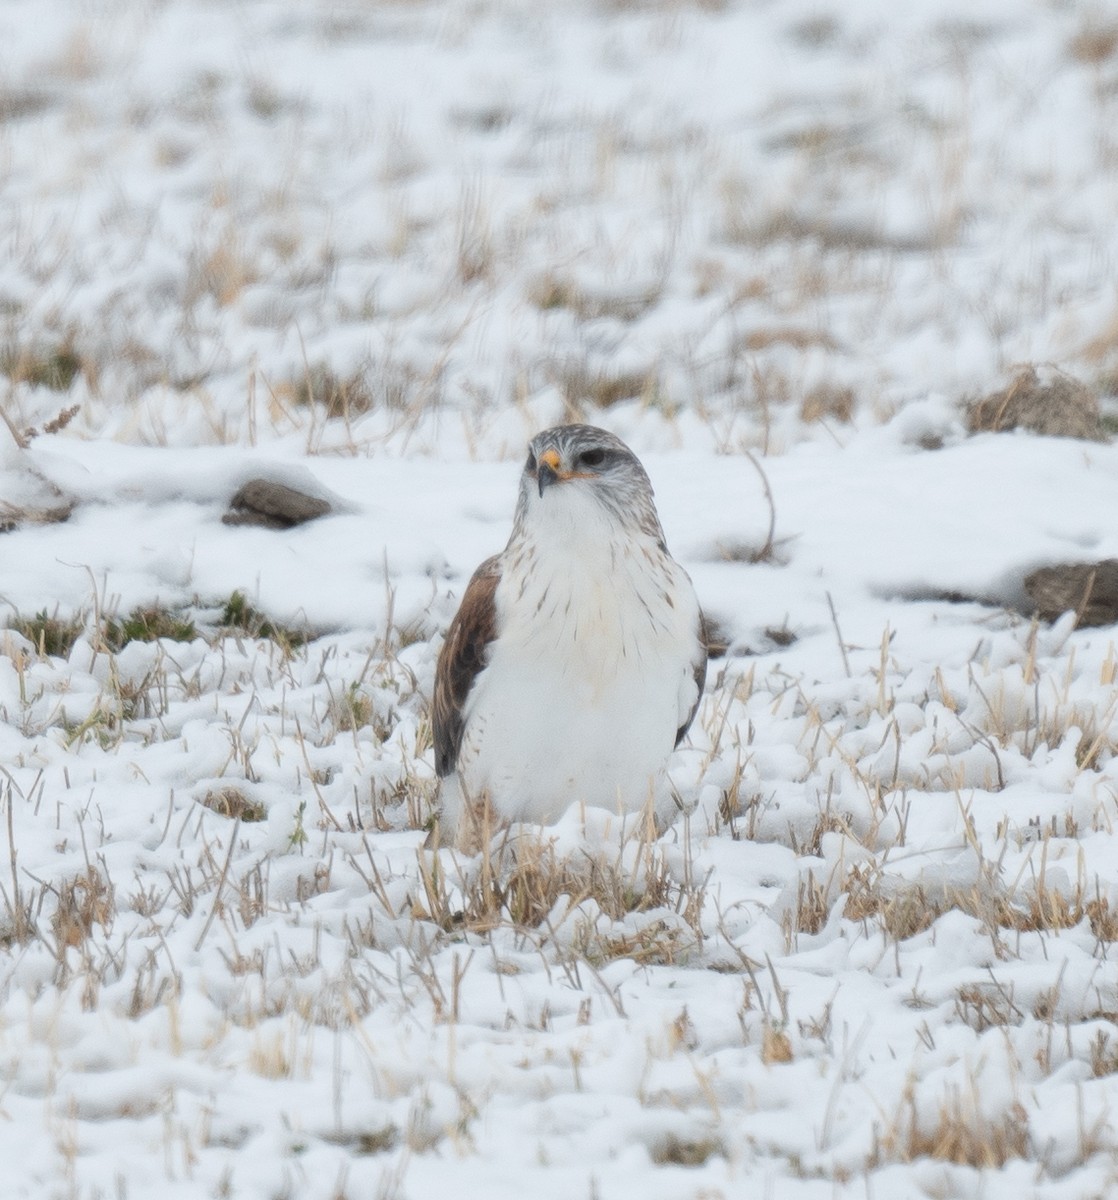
[431,424,706,851]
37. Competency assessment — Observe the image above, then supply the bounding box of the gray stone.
[223,479,332,529]
[1025,560,1118,627]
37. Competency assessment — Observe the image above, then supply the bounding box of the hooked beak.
[537,448,562,496]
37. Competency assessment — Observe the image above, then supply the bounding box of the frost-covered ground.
[4,1,1118,1197]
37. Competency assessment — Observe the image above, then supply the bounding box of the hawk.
[432,424,707,851]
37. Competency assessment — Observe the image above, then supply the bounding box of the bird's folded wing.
[432,554,502,776]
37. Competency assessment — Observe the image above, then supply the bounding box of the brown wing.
[432,555,502,777]
[674,609,708,747]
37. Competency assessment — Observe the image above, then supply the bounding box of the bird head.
[512,424,667,549]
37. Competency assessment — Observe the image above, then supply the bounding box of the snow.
[4,0,1118,1196]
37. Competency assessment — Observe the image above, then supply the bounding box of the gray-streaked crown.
[511,424,667,547]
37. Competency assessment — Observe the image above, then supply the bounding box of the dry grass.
[185,232,259,307]
[760,1023,794,1064]
[840,862,1118,945]
[1090,1031,1118,1077]
[528,273,661,322]
[549,360,660,416]
[50,867,115,950]
[649,1133,724,1166]
[799,381,856,424]
[878,1087,1030,1168]
[284,362,376,419]
[724,206,931,255]
[785,871,828,937]
[1,340,86,391]
[1068,21,1118,66]
[738,326,839,353]
[264,352,447,446]
[965,365,1104,440]
[414,827,705,966]
[842,868,940,940]
[201,786,267,823]
[454,184,494,286]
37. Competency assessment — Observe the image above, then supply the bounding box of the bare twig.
[0,401,29,450]
[826,591,852,678]
[741,448,777,563]
[194,816,241,951]
[3,777,28,942]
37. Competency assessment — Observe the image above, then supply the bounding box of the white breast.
[454,498,701,828]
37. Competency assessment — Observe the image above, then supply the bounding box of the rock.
[223,479,333,529]
[966,366,1104,440]
[1024,560,1118,627]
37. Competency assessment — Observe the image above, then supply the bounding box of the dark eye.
[578,448,607,468]
[526,448,537,472]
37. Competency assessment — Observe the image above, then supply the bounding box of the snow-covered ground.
[3,1,1118,1196]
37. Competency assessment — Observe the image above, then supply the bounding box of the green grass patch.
[10,610,85,658]
[9,594,309,663]
[220,590,308,649]
[332,681,374,732]
[103,605,197,651]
